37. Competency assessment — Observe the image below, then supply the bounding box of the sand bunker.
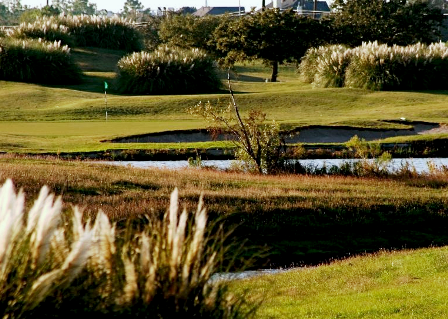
[109,122,445,144]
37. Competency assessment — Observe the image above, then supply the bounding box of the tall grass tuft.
[116,45,222,95]
[300,41,448,90]
[299,45,350,86]
[57,14,143,52]
[313,45,351,88]
[7,19,75,47]
[0,179,253,318]
[0,37,82,84]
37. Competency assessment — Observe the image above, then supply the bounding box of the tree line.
[1,0,446,82]
[146,0,446,82]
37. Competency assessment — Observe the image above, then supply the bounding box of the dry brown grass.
[0,156,447,221]
[2,156,448,268]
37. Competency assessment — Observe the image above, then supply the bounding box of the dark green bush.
[0,38,82,84]
[116,45,222,95]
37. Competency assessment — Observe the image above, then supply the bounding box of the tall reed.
[0,179,253,318]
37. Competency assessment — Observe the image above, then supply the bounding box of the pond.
[98,157,448,174]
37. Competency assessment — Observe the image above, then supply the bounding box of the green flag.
[104,81,108,90]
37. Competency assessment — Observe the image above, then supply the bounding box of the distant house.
[267,0,330,17]
[193,6,245,17]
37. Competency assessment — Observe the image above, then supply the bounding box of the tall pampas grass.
[116,45,221,95]
[0,179,254,319]
[7,19,74,47]
[299,41,448,90]
[0,37,82,84]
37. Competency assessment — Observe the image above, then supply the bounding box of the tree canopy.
[214,9,323,82]
[330,0,445,46]
[159,14,225,54]
[121,0,143,19]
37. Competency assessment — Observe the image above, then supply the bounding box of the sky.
[19,1,264,13]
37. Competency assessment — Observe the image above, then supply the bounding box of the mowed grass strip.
[0,120,210,152]
[233,247,448,319]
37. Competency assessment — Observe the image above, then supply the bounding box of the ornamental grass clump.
[7,18,75,47]
[57,15,143,52]
[300,42,448,90]
[0,179,253,319]
[116,45,222,95]
[313,45,351,88]
[0,38,82,84]
[299,45,350,86]
[344,41,422,90]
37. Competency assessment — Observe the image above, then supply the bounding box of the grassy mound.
[235,247,448,318]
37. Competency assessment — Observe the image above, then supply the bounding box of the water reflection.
[99,158,448,174]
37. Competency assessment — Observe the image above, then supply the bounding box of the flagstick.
[104,89,108,121]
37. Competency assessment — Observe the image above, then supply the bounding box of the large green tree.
[214,9,322,82]
[122,0,143,19]
[159,14,225,54]
[69,0,96,15]
[330,0,444,46]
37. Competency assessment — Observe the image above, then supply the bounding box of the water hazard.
[99,158,448,174]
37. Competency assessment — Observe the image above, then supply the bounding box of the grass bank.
[2,157,448,268]
[233,247,448,318]
[2,47,448,154]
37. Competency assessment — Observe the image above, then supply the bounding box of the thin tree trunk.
[262,0,266,10]
[271,60,278,82]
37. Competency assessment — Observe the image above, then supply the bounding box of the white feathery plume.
[143,242,158,303]
[167,188,179,252]
[0,179,25,268]
[71,206,85,244]
[91,210,116,273]
[122,247,137,304]
[60,226,94,283]
[27,185,50,232]
[28,269,63,307]
[169,208,187,282]
[140,232,151,275]
[31,193,62,266]
[182,195,207,288]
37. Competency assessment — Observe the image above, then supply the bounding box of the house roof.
[267,0,330,12]
[193,6,245,17]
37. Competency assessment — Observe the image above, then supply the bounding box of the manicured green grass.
[2,47,448,153]
[233,247,448,318]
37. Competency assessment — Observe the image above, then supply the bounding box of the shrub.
[7,19,75,47]
[298,46,322,83]
[57,15,143,52]
[0,38,82,84]
[116,45,221,95]
[313,44,351,88]
[301,41,448,90]
[0,179,254,318]
[189,74,288,174]
[344,42,416,90]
